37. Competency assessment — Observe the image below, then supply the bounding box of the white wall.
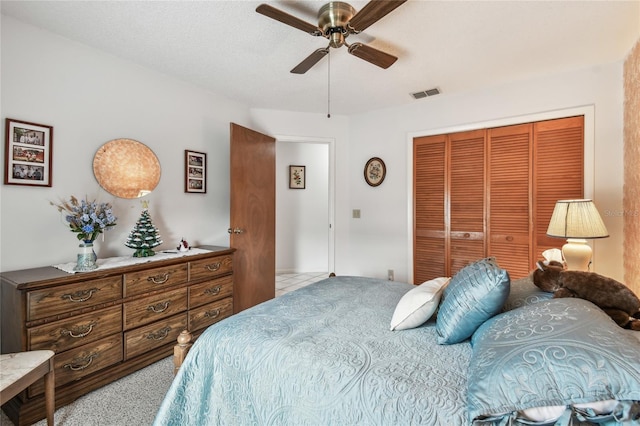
[345,65,626,283]
[249,109,350,277]
[251,65,627,284]
[0,15,630,286]
[0,16,251,271]
[275,142,329,273]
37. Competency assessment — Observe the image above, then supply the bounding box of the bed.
[154,258,640,426]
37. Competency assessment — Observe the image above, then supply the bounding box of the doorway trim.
[405,105,595,284]
[275,135,336,274]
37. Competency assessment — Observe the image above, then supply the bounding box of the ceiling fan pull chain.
[327,49,331,119]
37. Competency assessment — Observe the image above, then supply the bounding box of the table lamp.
[546,199,609,271]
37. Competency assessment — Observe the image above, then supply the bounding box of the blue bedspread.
[153,276,472,425]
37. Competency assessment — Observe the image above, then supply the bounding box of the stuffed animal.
[532,260,640,330]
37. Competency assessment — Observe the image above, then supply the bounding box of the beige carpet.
[1,356,173,426]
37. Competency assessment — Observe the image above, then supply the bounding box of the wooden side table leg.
[44,358,55,426]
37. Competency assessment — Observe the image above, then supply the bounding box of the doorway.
[275,137,335,290]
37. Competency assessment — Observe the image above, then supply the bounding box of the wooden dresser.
[0,245,234,426]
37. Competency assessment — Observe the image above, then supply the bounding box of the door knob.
[227,227,243,234]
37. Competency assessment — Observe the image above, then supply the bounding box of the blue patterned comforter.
[153,276,472,425]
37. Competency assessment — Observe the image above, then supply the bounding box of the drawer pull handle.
[206,262,222,272]
[64,353,98,371]
[61,321,97,339]
[61,288,98,303]
[205,308,221,319]
[147,273,170,284]
[146,326,171,341]
[147,301,171,313]
[205,286,222,296]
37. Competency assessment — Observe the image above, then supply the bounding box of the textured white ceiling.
[2,0,639,116]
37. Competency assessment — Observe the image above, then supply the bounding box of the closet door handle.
[227,227,243,234]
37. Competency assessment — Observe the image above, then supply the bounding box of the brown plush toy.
[532,260,640,331]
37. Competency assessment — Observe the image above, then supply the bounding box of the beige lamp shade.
[546,199,609,239]
[546,199,608,271]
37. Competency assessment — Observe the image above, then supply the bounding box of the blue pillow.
[435,258,510,345]
[501,275,553,312]
[468,298,640,425]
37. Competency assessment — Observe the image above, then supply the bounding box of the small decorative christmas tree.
[125,202,163,257]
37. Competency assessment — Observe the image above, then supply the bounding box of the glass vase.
[74,240,98,272]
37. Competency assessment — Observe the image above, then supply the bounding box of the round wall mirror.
[93,138,161,199]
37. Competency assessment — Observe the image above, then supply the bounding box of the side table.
[1,351,55,426]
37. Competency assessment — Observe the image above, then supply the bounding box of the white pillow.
[390,277,450,331]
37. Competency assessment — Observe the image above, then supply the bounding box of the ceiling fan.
[256,0,407,74]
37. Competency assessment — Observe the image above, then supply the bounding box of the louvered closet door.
[488,124,533,278]
[414,135,446,282]
[533,116,584,257]
[449,130,486,276]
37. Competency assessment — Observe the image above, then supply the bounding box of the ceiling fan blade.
[256,4,322,36]
[291,48,330,74]
[348,42,397,69]
[348,0,407,32]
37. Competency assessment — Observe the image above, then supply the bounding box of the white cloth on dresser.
[53,247,211,274]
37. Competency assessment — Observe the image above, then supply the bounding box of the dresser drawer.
[124,263,188,297]
[29,333,123,397]
[124,313,187,360]
[188,297,233,332]
[188,275,233,308]
[28,306,122,353]
[27,276,122,321]
[190,255,232,282]
[123,288,187,330]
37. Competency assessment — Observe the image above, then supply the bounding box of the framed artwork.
[185,150,206,193]
[4,118,53,187]
[364,157,386,187]
[289,165,305,189]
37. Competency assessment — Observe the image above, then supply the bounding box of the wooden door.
[533,116,584,257]
[413,130,485,282]
[230,123,276,312]
[449,130,486,276]
[414,134,447,282]
[487,123,533,278]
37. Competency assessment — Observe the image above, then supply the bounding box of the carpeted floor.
[1,356,173,426]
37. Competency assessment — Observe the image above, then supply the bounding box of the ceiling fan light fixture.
[318,2,355,32]
[257,0,406,74]
[327,27,346,48]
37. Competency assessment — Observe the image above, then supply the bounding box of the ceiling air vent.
[411,88,440,100]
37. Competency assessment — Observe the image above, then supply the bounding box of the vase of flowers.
[51,196,117,271]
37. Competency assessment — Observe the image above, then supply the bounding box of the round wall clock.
[364,157,386,187]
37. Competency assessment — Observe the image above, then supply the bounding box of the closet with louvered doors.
[413,116,584,283]
[413,129,486,282]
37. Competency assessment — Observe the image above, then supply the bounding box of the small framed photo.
[364,157,386,187]
[185,150,206,193]
[289,165,305,189]
[4,118,53,187]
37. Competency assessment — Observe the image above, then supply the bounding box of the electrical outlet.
[388,269,394,281]
[352,209,361,219]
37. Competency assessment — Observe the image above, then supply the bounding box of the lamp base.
[562,238,592,271]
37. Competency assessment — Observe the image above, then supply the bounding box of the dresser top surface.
[1,245,233,290]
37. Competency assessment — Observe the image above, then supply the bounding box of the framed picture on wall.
[4,118,53,187]
[185,150,206,193]
[289,165,305,189]
[364,157,386,187]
